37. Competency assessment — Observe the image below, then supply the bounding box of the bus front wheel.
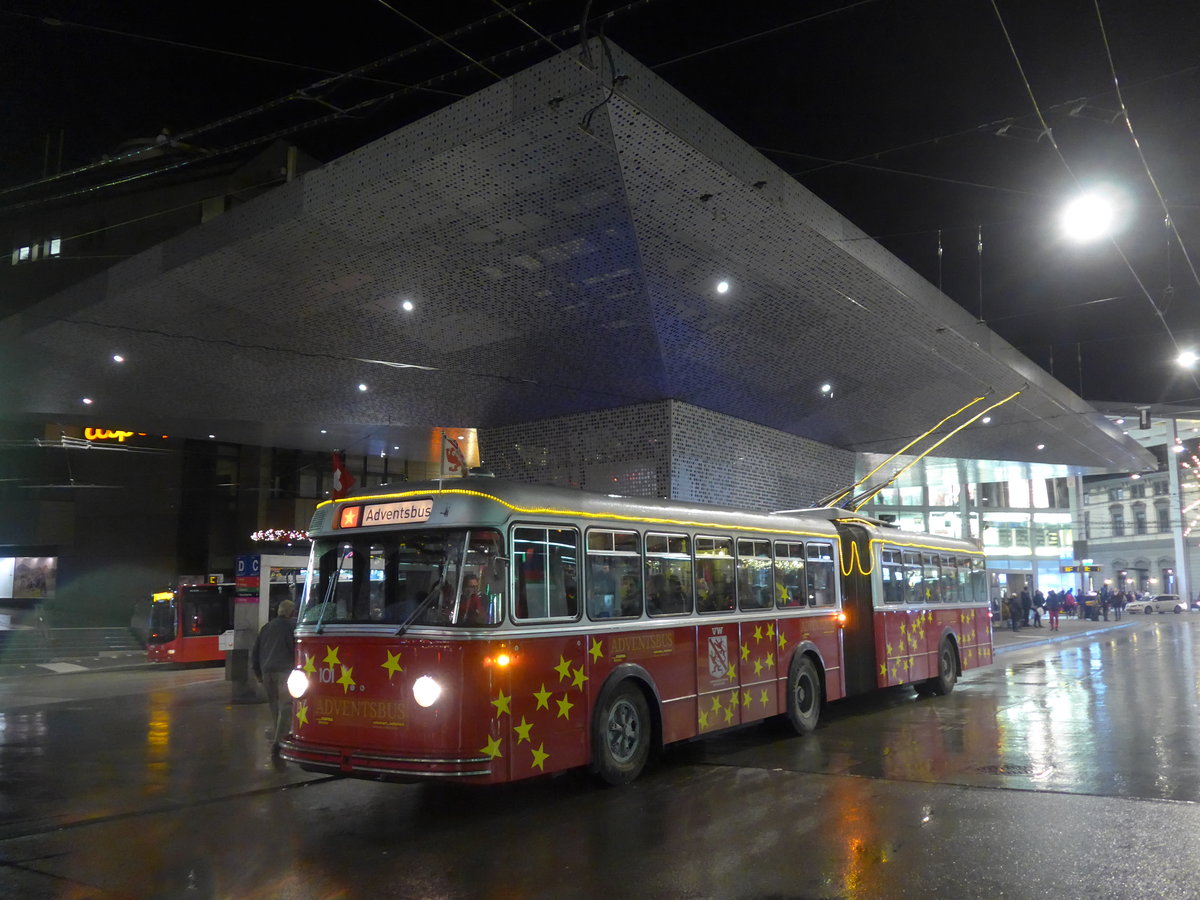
[593,682,651,785]
[786,655,821,735]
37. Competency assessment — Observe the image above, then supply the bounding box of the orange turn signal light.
[836,612,847,627]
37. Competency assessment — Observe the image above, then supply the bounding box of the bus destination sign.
[339,499,433,529]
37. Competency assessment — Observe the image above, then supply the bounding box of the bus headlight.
[287,668,310,699]
[413,675,442,708]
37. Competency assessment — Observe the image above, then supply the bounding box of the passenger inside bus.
[618,574,642,617]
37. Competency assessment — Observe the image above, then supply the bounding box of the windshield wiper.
[315,548,351,635]
[396,573,444,636]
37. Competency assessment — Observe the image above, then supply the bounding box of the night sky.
[4,0,1199,406]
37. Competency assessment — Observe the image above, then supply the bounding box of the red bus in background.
[281,479,992,785]
[146,583,235,663]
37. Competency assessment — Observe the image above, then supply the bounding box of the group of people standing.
[997,587,1077,633]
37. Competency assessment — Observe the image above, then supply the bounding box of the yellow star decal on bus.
[725,663,736,680]
[753,658,763,676]
[711,695,723,713]
[554,655,573,681]
[513,716,533,743]
[724,704,735,724]
[589,638,604,661]
[295,702,309,726]
[303,653,316,675]
[337,665,356,693]
[571,667,588,690]
[556,694,574,719]
[753,625,763,642]
[742,691,752,708]
[899,622,907,635]
[766,623,775,638]
[381,650,403,679]
[481,735,503,759]
[492,689,511,718]
[699,710,710,729]
[887,642,894,656]
[765,652,775,668]
[533,683,551,710]
[741,644,750,661]
[778,632,788,651]
[531,743,549,770]
[879,663,886,676]
[760,688,769,706]
[323,646,341,667]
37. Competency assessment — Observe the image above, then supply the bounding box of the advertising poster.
[13,557,57,599]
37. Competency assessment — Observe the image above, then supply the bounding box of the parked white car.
[1126,593,1186,615]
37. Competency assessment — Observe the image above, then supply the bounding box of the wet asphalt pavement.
[1,617,1199,898]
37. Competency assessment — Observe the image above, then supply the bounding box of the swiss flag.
[442,432,466,477]
[331,450,356,499]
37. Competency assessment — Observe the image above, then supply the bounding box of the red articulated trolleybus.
[279,478,992,784]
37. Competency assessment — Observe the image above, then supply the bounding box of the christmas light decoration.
[251,529,311,543]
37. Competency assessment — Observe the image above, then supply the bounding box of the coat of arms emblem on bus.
[707,635,729,679]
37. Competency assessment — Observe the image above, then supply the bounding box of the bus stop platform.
[990,613,1144,654]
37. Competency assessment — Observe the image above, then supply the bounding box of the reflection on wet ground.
[696,618,1200,801]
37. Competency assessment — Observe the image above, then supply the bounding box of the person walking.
[252,598,297,767]
[1046,590,1061,631]
[1008,594,1021,633]
[1020,588,1033,627]
[1033,589,1044,627]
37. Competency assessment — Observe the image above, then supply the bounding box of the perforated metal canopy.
[5,41,1153,473]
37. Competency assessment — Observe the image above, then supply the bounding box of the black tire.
[1145,606,1153,615]
[1175,605,1183,614]
[785,655,821,734]
[593,681,651,785]
[925,639,958,696]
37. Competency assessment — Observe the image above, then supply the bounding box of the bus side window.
[773,542,805,608]
[645,533,692,617]
[737,539,773,610]
[806,542,836,606]
[513,526,579,621]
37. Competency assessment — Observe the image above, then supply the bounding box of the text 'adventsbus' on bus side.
[280,477,991,785]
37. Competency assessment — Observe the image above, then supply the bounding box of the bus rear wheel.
[786,655,821,734]
[593,682,651,785]
[921,639,958,696]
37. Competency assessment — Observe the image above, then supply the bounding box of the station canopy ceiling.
[4,41,1154,475]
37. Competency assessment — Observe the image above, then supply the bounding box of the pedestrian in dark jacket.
[1020,589,1033,626]
[252,599,296,761]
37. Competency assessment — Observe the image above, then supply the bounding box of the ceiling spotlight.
[401,299,414,312]
[81,397,93,405]
[320,429,327,434]
[1177,350,1198,368]
[716,280,730,294]
[209,434,216,439]
[358,384,368,392]
[820,383,832,394]
[112,354,125,363]
[1036,443,1045,450]
[981,416,991,425]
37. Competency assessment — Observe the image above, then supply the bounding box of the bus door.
[834,523,878,696]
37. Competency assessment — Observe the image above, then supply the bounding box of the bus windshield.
[298,528,505,628]
[146,597,177,644]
